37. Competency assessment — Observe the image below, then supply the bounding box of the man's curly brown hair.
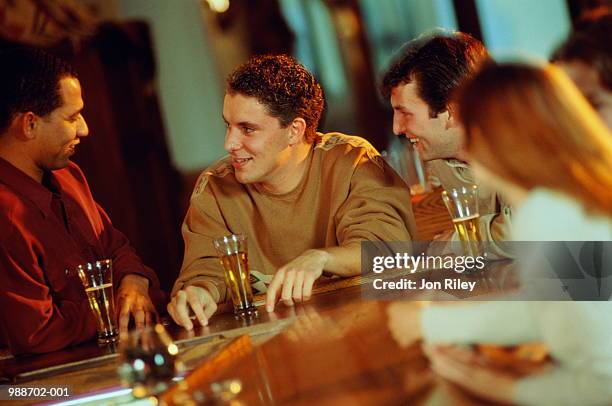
[227,54,324,143]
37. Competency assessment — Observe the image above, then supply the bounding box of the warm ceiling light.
[205,0,230,13]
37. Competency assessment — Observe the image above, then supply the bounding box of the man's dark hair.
[381,30,489,117]
[552,10,612,91]
[0,47,77,133]
[227,54,324,143]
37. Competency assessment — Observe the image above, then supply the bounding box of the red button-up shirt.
[0,157,161,355]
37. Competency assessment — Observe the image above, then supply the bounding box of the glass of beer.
[441,185,484,257]
[212,234,256,316]
[118,323,181,398]
[76,259,119,344]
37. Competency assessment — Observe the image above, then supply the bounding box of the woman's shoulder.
[514,188,612,241]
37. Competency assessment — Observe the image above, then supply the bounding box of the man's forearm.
[316,243,361,277]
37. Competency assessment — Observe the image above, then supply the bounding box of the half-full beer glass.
[441,185,484,257]
[212,234,256,316]
[76,259,119,344]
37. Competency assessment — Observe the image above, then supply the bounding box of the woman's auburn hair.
[458,61,612,216]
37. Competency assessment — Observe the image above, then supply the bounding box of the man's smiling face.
[34,77,89,171]
[390,81,462,161]
[223,92,294,188]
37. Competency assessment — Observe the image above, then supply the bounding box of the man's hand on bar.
[117,274,157,335]
[265,249,329,312]
[167,286,217,330]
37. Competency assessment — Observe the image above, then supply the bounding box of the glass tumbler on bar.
[76,259,119,344]
[212,234,256,316]
[441,185,484,257]
[118,324,180,398]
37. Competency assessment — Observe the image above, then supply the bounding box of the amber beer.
[452,214,483,257]
[219,251,255,312]
[84,282,118,342]
[213,234,256,315]
[442,185,485,260]
[76,259,119,344]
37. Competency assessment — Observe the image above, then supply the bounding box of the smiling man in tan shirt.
[168,55,417,329]
[381,30,512,258]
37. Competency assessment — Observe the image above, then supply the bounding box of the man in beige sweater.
[168,55,417,329]
[381,30,512,257]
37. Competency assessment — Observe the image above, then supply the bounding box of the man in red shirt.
[0,47,162,355]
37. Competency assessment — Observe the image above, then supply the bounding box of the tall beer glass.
[441,185,484,257]
[212,234,256,316]
[76,259,119,344]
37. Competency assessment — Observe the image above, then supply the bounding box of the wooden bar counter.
[0,260,517,406]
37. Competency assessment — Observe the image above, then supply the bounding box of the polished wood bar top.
[1,262,518,406]
[162,297,431,405]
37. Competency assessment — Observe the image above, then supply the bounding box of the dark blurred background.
[0,0,608,291]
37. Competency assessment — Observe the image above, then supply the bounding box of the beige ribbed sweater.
[172,132,417,302]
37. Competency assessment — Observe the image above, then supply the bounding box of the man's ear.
[17,112,38,140]
[288,117,307,145]
[445,103,460,130]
